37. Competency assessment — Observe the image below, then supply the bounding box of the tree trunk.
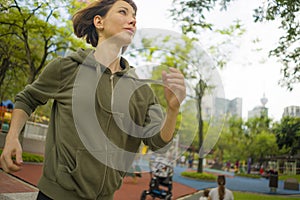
[197,79,206,173]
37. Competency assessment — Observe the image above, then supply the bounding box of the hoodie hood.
[66,48,136,77]
[67,48,94,64]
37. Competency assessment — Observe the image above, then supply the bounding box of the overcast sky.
[133,0,300,121]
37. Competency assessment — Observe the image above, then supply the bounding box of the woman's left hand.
[162,67,186,112]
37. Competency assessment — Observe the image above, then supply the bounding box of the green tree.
[251,131,278,164]
[131,34,229,173]
[0,0,86,101]
[244,116,277,164]
[254,1,300,90]
[213,116,246,168]
[168,2,245,172]
[273,116,300,156]
[226,116,247,161]
[245,116,272,135]
[213,116,278,171]
[213,125,233,168]
[169,0,233,33]
[179,100,199,148]
[170,0,300,90]
[0,35,26,100]
[195,79,206,172]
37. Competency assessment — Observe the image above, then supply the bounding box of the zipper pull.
[110,74,114,88]
[110,75,114,105]
[110,74,114,81]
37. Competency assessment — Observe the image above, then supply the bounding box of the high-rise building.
[248,93,268,119]
[282,106,300,117]
[213,97,243,118]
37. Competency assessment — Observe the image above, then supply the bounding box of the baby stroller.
[140,157,173,200]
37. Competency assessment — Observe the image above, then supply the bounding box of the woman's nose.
[129,17,136,27]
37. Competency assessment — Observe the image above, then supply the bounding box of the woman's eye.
[119,10,127,15]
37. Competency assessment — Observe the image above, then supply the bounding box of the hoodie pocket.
[43,145,57,182]
[56,150,106,199]
[101,167,124,195]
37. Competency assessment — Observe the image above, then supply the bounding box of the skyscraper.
[212,97,243,118]
[282,106,300,117]
[248,93,268,119]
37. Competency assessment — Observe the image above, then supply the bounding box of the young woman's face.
[100,0,136,45]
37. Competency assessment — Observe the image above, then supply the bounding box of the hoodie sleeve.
[142,92,172,152]
[14,58,62,116]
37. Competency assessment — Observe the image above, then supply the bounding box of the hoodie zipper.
[97,74,114,196]
[110,74,114,106]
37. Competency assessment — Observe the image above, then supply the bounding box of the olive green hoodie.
[14,48,170,199]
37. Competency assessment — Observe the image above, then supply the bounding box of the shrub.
[0,149,44,163]
[22,152,44,163]
[235,173,261,179]
[181,171,216,181]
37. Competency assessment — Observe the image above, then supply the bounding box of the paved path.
[1,163,300,199]
[174,166,300,194]
[174,166,300,199]
[0,163,196,200]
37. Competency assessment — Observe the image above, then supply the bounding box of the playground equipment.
[0,100,14,132]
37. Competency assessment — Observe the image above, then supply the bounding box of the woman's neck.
[94,41,123,73]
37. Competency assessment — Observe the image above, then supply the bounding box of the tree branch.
[0,21,23,30]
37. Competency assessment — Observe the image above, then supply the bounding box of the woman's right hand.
[1,109,29,173]
[0,136,23,173]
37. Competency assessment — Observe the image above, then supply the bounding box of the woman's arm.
[160,67,186,142]
[1,58,63,173]
[0,109,29,172]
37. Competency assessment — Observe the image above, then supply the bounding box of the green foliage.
[251,131,278,159]
[21,152,44,163]
[170,0,245,70]
[245,116,272,135]
[211,115,300,166]
[278,174,300,182]
[212,116,246,163]
[132,30,243,173]
[34,100,53,119]
[170,0,300,90]
[181,171,216,181]
[272,116,300,156]
[137,35,204,149]
[130,32,218,173]
[235,173,261,179]
[253,1,300,90]
[179,99,202,148]
[212,116,279,164]
[0,0,87,101]
[170,0,233,33]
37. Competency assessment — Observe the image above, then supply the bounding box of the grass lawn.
[279,174,300,182]
[234,191,300,200]
[182,171,300,199]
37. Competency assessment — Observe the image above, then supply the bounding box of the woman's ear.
[94,15,104,31]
